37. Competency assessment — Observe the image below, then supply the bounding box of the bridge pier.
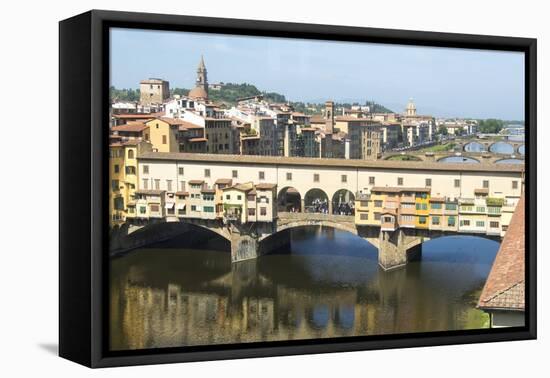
[230,232,259,262]
[231,225,292,263]
[378,229,422,270]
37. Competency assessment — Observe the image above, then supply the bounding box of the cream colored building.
[140,78,170,105]
[136,153,523,217]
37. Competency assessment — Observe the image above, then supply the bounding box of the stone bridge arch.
[488,141,515,155]
[111,219,232,255]
[402,231,501,251]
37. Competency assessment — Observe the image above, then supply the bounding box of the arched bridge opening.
[278,186,302,213]
[332,189,355,215]
[111,219,231,256]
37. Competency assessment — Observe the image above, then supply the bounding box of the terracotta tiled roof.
[474,188,490,194]
[188,180,205,185]
[478,196,525,311]
[111,122,148,132]
[112,113,156,120]
[255,183,277,190]
[215,178,233,185]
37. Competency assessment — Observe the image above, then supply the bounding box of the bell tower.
[196,55,208,94]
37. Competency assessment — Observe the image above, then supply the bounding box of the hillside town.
[110,56,483,161]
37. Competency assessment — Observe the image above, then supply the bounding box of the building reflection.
[110,231,493,351]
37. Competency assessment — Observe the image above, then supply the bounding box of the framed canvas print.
[59,10,536,368]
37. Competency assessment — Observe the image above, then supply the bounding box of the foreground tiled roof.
[478,196,525,311]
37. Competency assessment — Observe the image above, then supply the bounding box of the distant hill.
[110,84,393,114]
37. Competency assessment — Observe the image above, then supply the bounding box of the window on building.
[483,180,489,189]
[143,165,149,174]
[232,170,238,178]
[476,220,485,228]
[476,206,485,213]
[247,194,255,202]
[314,173,320,182]
[114,164,120,174]
[454,179,460,188]
[448,216,456,226]
[369,176,375,185]
[374,213,381,221]
[204,206,214,213]
[113,197,124,210]
[461,220,471,226]
[286,172,292,181]
[360,213,368,220]
[512,180,519,189]
[431,203,442,209]
[225,194,230,200]
[142,179,148,189]
[180,181,185,191]
[139,206,146,214]
[166,180,172,192]
[259,171,265,180]
[125,166,136,175]
[154,179,160,190]
[432,216,440,225]
[237,195,242,200]
[260,207,267,216]
[341,175,347,183]
[397,177,403,186]
[205,169,210,178]
[374,200,383,207]
[178,167,184,175]
[191,205,197,212]
[150,204,160,212]
[162,135,167,144]
[127,149,134,159]
[446,203,457,210]
[419,216,427,224]
[490,221,499,228]
[248,208,256,216]
[425,178,432,187]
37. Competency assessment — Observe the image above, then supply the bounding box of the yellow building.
[109,140,152,227]
[414,189,430,228]
[144,117,183,153]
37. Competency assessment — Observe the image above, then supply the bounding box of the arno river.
[110,226,498,351]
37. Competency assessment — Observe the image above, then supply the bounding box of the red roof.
[478,196,525,311]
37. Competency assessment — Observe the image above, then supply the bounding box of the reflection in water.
[110,227,497,351]
[438,156,479,163]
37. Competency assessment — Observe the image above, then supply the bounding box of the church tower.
[196,55,208,92]
[406,98,417,116]
[189,55,209,100]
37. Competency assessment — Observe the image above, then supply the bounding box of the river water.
[110,226,498,351]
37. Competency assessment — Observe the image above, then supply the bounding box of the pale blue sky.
[110,28,525,120]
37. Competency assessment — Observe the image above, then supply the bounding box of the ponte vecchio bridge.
[114,152,524,270]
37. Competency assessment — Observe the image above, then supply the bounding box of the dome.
[406,98,416,110]
[188,86,208,99]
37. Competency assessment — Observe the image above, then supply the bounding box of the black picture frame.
[59,9,537,368]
